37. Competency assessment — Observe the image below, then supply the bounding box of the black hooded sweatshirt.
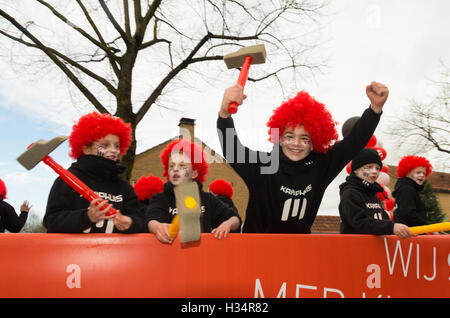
[339,174,394,235]
[0,200,29,233]
[144,181,241,233]
[217,107,381,233]
[392,177,428,227]
[44,155,143,233]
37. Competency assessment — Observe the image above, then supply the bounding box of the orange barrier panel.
[0,233,448,298]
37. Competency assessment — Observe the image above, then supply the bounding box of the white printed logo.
[281,198,307,221]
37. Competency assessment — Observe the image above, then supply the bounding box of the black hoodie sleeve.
[340,189,394,235]
[324,107,381,184]
[44,178,93,233]
[217,116,263,185]
[145,193,173,225]
[0,201,28,233]
[393,185,428,226]
[207,193,242,231]
[118,181,144,233]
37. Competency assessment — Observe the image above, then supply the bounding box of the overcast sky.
[1,1,449,220]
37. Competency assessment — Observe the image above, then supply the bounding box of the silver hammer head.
[223,44,267,69]
[17,136,68,170]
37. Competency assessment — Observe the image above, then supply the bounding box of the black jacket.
[144,181,241,233]
[392,177,428,227]
[339,174,394,235]
[44,155,143,233]
[0,200,29,233]
[217,107,381,233]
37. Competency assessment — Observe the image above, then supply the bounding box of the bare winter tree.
[388,62,450,160]
[0,0,328,179]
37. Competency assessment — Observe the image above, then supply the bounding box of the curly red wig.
[160,139,209,183]
[134,174,164,201]
[209,179,233,198]
[397,155,432,178]
[69,112,132,159]
[0,178,7,200]
[266,91,338,153]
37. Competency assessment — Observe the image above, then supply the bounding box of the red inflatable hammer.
[16,136,117,216]
[223,44,267,114]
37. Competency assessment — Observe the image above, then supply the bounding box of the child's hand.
[149,221,174,244]
[113,210,132,232]
[87,198,114,223]
[212,221,232,240]
[219,85,247,118]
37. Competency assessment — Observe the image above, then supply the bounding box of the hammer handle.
[42,155,117,216]
[168,214,179,239]
[409,222,450,235]
[228,55,253,114]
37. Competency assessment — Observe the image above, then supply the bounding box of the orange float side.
[0,233,448,298]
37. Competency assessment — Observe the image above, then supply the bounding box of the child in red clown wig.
[0,178,31,233]
[145,139,241,243]
[217,82,389,233]
[44,112,143,233]
[393,155,434,228]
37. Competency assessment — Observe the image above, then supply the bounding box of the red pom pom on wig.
[209,179,233,198]
[397,155,432,178]
[0,178,7,200]
[134,174,164,201]
[69,112,132,159]
[266,91,338,153]
[160,139,209,183]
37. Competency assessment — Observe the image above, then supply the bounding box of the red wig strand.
[69,112,132,159]
[209,179,233,198]
[266,91,338,153]
[134,174,164,201]
[160,139,209,183]
[397,155,432,178]
[0,178,7,200]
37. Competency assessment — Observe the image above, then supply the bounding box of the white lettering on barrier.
[66,264,81,289]
[384,238,437,281]
[366,264,381,288]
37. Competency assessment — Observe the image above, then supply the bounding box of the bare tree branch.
[0,8,109,114]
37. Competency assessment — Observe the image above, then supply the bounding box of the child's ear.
[191,170,199,179]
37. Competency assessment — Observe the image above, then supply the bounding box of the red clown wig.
[0,178,7,200]
[209,179,234,199]
[69,112,132,159]
[134,174,164,201]
[397,155,432,178]
[266,91,338,153]
[160,139,209,183]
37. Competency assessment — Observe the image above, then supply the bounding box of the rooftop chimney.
[178,117,196,141]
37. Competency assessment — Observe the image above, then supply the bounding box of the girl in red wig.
[393,155,434,228]
[217,82,389,233]
[44,112,143,233]
[145,139,241,243]
[0,178,31,233]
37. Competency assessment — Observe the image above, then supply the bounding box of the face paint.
[407,166,427,185]
[280,124,313,162]
[354,163,380,184]
[84,134,121,161]
[168,152,198,185]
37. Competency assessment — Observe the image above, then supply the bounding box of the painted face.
[168,152,198,186]
[407,166,427,185]
[354,163,381,184]
[83,134,121,161]
[280,124,313,162]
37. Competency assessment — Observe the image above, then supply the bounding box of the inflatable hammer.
[170,181,202,243]
[16,136,117,216]
[409,222,450,235]
[223,44,267,114]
